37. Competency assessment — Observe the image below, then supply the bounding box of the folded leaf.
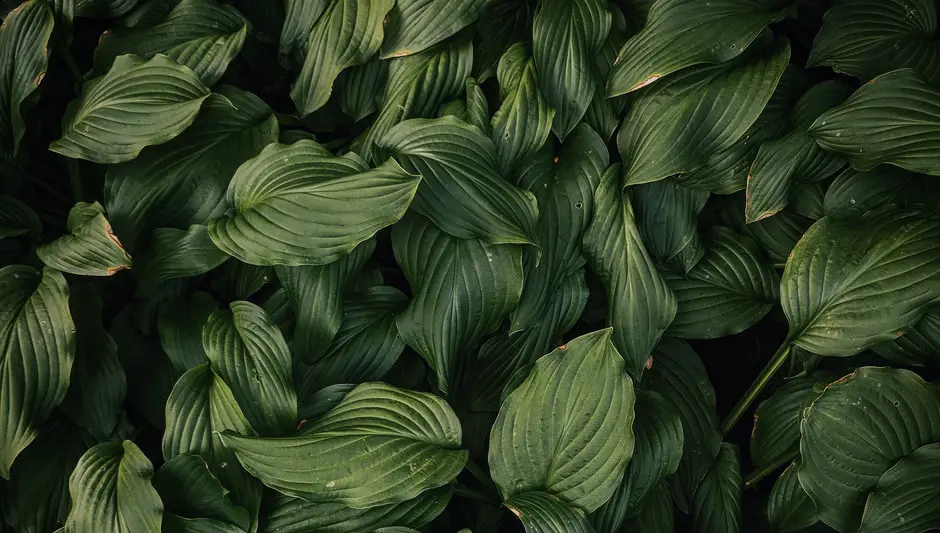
[505,491,593,533]
[153,454,250,529]
[633,178,710,274]
[871,305,940,371]
[750,373,833,470]
[279,0,327,62]
[767,461,819,533]
[746,208,813,263]
[381,0,489,58]
[135,225,229,296]
[857,442,940,533]
[37,202,132,277]
[691,443,742,533]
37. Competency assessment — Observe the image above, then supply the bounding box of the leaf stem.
[744,448,799,488]
[721,341,792,435]
[453,483,500,506]
[67,158,82,202]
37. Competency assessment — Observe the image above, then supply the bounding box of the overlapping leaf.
[691,443,741,533]
[37,202,131,277]
[381,0,490,58]
[871,305,940,371]
[153,454,250,530]
[750,372,833,470]
[857,443,940,533]
[824,167,940,217]
[767,461,819,533]
[633,178,709,274]
[134,225,229,296]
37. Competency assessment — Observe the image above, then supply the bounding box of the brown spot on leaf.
[645,356,654,370]
[105,222,126,250]
[751,415,759,440]
[33,71,44,87]
[552,155,559,164]
[629,75,661,92]
[558,343,567,351]
[106,265,130,276]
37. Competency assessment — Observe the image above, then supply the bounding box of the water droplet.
[326,481,336,488]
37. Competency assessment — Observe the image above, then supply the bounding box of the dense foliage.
[1,0,939,532]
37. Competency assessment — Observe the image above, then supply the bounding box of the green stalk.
[721,342,792,435]
[744,448,799,488]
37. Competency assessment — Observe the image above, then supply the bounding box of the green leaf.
[808,0,940,84]
[664,227,779,339]
[63,441,163,533]
[339,59,387,122]
[208,141,420,266]
[745,208,813,263]
[618,37,790,186]
[203,301,297,436]
[607,0,791,95]
[158,291,218,373]
[119,0,178,28]
[472,0,529,80]
[50,54,210,164]
[0,195,41,240]
[633,178,710,274]
[532,0,610,140]
[380,0,489,58]
[824,167,940,218]
[112,309,178,429]
[809,69,940,176]
[219,382,468,508]
[392,213,523,393]
[767,461,819,533]
[857,442,940,533]
[93,0,247,85]
[621,482,675,533]
[274,239,374,364]
[134,225,229,296]
[691,443,741,533]
[464,76,490,134]
[750,372,833,469]
[0,266,74,479]
[583,165,676,378]
[380,116,539,246]
[161,515,244,533]
[781,209,940,356]
[37,202,132,277]
[489,329,635,512]
[799,367,940,532]
[871,305,940,371]
[209,260,272,301]
[0,0,54,158]
[278,0,327,62]
[504,491,594,533]
[105,88,278,250]
[153,454,249,529]
[298,383,354,420]
[291,0,395,116]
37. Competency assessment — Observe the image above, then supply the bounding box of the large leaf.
[291,0,394,116]
[871,305,940,371]
[691,443,741,533]
[750,372,833,469]
[489,329,635,512]
[582,165,676,378]
[767,461,819,533]
[0,0,54,158]
[799,367,940,532]
[633,178,709,274]
[134,225,229,296]
[63,441,163,533]
[531,0,610,140]
[808,69,940,176]
[278,0,327,62]
[504,491,594,533]
[50,54,210,164]
[607,0,791,95]
[392,213,523,393]
[381,0,490,58]
[781,209,940,356]
[152,454,249,529]
[857,442,940,533]
[158,291,217,373]
[338,59,387,122]
[0,266,74,478]
[824,167,940,218]
[208,141,420,266]
[472,0,529,80]
[37,202,132,277]
[617,38,790,186]
[219,382,468,508]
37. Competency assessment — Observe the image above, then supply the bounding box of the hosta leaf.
[664,227,778,339]
[809,69,940,176]
[746,208,813,263]
[219,382,468,508]
[298,383,354,420]
[618,38,790,186]
[750,373,833,470]
[871,305,940,371]
[0,195,40,239]
[63,441,163,533]
[274,239,374,364]
[94,0,247,86]
[633,178,710,274]
[767,461,819,533]
[472,0,529,80]
[583,165,676,378]
[119,0,179,28]
[691,443,741,533]
[380,116,539,246]
[621,482,675,533]
[37,202,132,277]
[0,0,54,158]
[392,214,522,393]
[339,59,387,122]
[259,486,452,533]
[135,225,229,296]
[505,491,593,533]
[0,266,74,479]
[607,0,791,95]
[381,0,489,58]
[209,261,272,301]
[857,442,940,533]
[808,0,940,84]
[291,0,394,116]
[158,292,217,373]
[153,455,249,529]
[489,329,635,512]
[203,301,296,436]
[799,367,940,532]
[279,0,327,61]
[105,88,278,249]
[208,141,420,266]
[464,77,489,134]
[112,310,177,429]
[50,54,210,164]
[532,0,610,140]
[824,167,940,217]
[161,515,243,533]
[781,209,940,356]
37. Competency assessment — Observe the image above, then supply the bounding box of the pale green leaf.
[380,0,490,58]
[37,202,132,277]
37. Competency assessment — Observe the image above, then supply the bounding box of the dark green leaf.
[621,482,675,533]
[633,178,709,274]
[380,0,490,58]
[504,491,594,533]
[857,442,940,533]
[134,225,229,297]
[691,443,741,533]
[767,461,819,533]
[871,305,940,371]
[472,0,529,80]
[824,167,940,218]
[339,59,387,122]
[37,202,132,277]
[750,372,833,469]
[153,454,250,529]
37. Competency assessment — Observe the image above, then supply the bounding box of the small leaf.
[0,195,41,240]
[691,443,741,533]
[857,442,940,533]
[767,461,819,533]
[153,454,249,529]
[380,0,490,58]
[472,0,529,80]
[339,59,387,122]
[505,491,593,533]
[37,202,132,277]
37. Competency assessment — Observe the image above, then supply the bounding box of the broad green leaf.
[208,141,420,266]
[511,125,606,333]
[621,482,675,533]
[0,266,74,479]
[582,165,676,378]
[767,461,819,533]
[94,0,247,85]
[746,208,813,263]
[633,178,710,274]
[50,54,210,164]
[809,69,940,176]
[0,195,40,239]
[808,0,940,84]
[203,301,296,436]
[112,309,177,429]
[339,59,387,122]
[37,202,132,277]
[209,261,272,301]
[153,455,249,529]
[392,214,523,393]
[278,0,327,62]
[291,0,394,116]
[297,383,354,420]
[105,88,278,249]
[135,225,229,296]
[274,239,374,364]
[607,0,791,95]
[691,443,741,533]
[824,167,940,218]
[781,209,940,356]
[380,116,539,246]
[504,491,594,533]
[219,382,468,508]
[799,367,940,532]
[857,442,940,533]
[158,291,217,373]
[532,0,610,140]
[582,3,628,143]
[750,373,833,469]
[0,0,54,158]
[259,486,452,533]
[489,329,635,512]
[63,441,163,533]
[472,0,529,80]
[664,227,778,339]
[380,0,489,58]
[618,38,790,186]
[871,305,940,371]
